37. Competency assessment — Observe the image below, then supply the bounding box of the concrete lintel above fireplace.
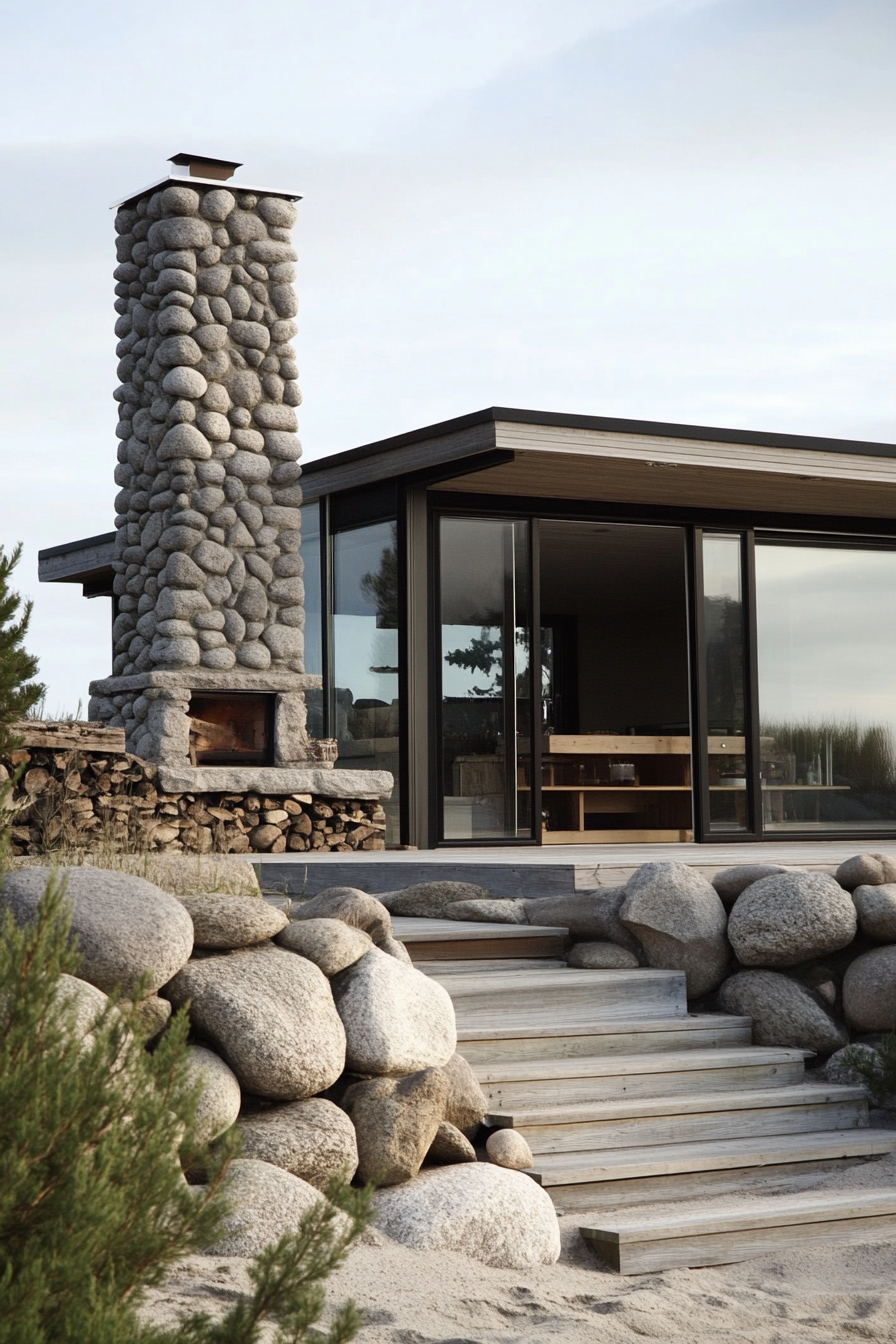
[157,765,394,799]
[89,670,322,696]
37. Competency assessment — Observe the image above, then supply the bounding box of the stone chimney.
[88,154,322,776]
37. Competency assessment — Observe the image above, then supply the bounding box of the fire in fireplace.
[188,693,275,767]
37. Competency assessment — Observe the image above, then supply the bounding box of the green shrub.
[839,1034,896,1108]
[0,874,370,1343]
[0,541,45,757]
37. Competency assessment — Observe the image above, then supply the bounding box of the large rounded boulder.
[836,853,896,892]
[330,946,456,1075]
[276,917,372,974]
[852,884,896,944]
[711,864,790,908]
[843,946,896,1031]
[237,1098,358,1188]
[727,871,856,967]
[204,1159,326,1256]
[522,888,641,955]
[344,1068,448,1186]
[439,1052,488,1139]
[1,866,193,995]
[371,1163,561,1268]
[619,863,728,997]
[178,892,287,949]
[184,1045,242,1144]
[374,882,492,919]
[718,969,847,1053]
[290,887,392,944]
[163,944,345,1100]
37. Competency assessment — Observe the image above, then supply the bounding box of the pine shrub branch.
[0,541,45,757]
[0,872,370,1343]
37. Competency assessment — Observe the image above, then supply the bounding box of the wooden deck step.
[488,1083,868,1154]
[580,1188,896,1272]
[445,966,688,1027]
[392,917,569,962]
[419,958,568,977]
[476,1046,809,1107]
[456,1014,753,1063]
[529,1129,896,1205]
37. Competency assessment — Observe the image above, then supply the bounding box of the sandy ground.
[142,1145,896,1343]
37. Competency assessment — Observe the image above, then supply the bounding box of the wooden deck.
[413,920,896,1273]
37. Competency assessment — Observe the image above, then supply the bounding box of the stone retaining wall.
[1,733,385,858]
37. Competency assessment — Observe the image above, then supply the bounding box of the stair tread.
[488,1082,868,1126]
[391,917,569,941]
[421,959,568,976]
[445,967,684,991]
[457,1014,751,1042]
[476,1045,809,1083]
[530,1129,896,1184]
[581,1188,896,1242]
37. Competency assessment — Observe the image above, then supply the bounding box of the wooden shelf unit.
[539,735,694,845]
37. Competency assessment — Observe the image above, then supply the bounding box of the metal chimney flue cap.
[167,152,243,181]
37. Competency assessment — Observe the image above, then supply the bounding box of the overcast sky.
[2,0,896,711]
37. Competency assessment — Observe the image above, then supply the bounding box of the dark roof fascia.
[38,532,116,562]
[300,406,896,493]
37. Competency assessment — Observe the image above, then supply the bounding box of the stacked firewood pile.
[1,723,386,858]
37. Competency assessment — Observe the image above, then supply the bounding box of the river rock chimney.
[88,154,320,774]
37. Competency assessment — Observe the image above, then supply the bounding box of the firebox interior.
[188,693,275,767]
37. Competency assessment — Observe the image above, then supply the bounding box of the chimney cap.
[167,152,243,181]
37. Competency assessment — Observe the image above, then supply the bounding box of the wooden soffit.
[435,421,896,519]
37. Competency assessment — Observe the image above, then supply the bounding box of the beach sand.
[142,1146,896,1342]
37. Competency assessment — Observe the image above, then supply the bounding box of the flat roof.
[38,406,896,582]
[301,406,896,477]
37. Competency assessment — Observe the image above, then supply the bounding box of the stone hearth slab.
[157,766,393,799]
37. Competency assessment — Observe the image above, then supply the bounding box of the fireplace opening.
[188,693,275,767]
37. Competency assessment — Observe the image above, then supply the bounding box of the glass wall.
[702,534,751,832]
[332,520,401,843]
[538,521,693,841]
[439,517,532,840]
[756,541,896,832]
[300,501,324,738]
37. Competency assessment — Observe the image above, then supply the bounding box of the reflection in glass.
[703,534,750,832]
[332,521,400,843]
[756,542,896,832]
[439,517,532,840]
[300,501,323,738]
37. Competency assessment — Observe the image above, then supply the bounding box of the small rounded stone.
[201,647,237,669]
[161,185,200,216]
[157,335,203,368]
[198,264,232,297]
[486,1129,534,1170]
[157,267,197,296]
[196,410,231,442]
[194,324,229,351]
[237,642,272,670]
[226,369,264,409]
[157,306,197,336]
[203,382,232,413]
[162,366,208,398]
[254,403,297,432]
[157,423,212,462]
[257,197,298,228]
[200,189,237,221]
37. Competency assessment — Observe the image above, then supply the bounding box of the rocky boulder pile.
[372,853,896,1060]
[0,868,560,1268]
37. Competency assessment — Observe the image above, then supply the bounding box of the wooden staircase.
[400,916,896,1271]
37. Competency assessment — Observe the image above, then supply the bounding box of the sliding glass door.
[701,533,753,833]
[437,517,533,841]
[755,541,896,833]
